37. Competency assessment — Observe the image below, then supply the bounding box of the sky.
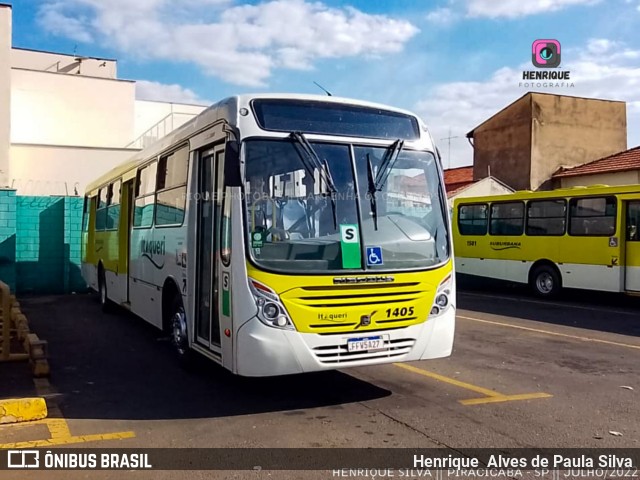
[9,0,640,168]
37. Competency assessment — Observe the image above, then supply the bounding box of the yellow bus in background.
[81,93,455,376]
[453,185,640,297]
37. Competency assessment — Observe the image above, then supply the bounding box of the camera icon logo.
[532,39,561,68]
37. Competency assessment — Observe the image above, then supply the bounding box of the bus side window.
[96,187,108,231]
[526,199,566,236]
[156,146,188,226]
[569,196,616,236]
[489,201,524,236]
[458,203,488,235]
[134,162,157,228]
[107,179,121,230]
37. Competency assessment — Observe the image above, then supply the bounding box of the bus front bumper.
[235,307,455,377]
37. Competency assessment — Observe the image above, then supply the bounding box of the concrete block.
[0,398,48,424]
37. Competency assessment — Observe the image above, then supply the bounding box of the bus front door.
[194,146,224,352]
[624,200,640,292]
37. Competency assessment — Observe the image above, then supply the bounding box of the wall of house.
[531,94,627,190]
[557,170,640,189]
[0,5,12,187]
[0,189,86,293]
[448,177,514,210]
[472,95,532,191]
[3,3,206,196]
[11,68,136,148]
[0,189,16,288]
[15,195,86,294]
[10,144,138,196]
[11,48,117,79]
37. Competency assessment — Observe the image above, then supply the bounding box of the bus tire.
[98,267,112,313]
[170,295,193,368]
[530,264,561,298]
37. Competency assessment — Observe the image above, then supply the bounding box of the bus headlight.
[429,273,452,318]
[263,302,279,320]
[249,278,295,330]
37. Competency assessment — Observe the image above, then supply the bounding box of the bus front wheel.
[170,296,193,368]
[98,268,112,313]
[530,264,561,298]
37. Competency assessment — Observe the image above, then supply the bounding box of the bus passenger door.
[194,146,223,352]
[624,201,640,292]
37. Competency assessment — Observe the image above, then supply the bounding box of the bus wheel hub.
[537,273,553,292]
[172,309,187,354]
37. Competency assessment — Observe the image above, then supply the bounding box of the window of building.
[526,199,566,236]
[134,162,157,228]
[458,203,488,235]
[569,196,617,236]
[489,201,524,236]
[156,146,188,226]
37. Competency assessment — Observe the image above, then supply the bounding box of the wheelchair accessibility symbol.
[366,246,383,266]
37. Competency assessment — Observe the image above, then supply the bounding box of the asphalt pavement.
[2,282,639,479]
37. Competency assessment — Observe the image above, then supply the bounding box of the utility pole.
[439,128,460,169]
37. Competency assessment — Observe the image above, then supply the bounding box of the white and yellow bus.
[453,185,640,297]
[81,94,455,376]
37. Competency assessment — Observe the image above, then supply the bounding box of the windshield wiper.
[366,139,404,231]
[290,132,338,230]
[366,154,378,230]
[374,139,404,190]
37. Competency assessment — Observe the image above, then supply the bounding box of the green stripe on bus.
[222,289,230,316]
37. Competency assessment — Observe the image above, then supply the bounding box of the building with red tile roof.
[443,166,474,196]
[552,146,640,188]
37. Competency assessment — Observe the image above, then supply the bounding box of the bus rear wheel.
[530,265,561,298]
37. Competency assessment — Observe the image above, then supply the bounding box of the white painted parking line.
[459,314,640,351]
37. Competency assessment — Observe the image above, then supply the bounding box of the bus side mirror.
[225,141,241,187]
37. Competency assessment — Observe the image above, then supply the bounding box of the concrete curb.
[0,397,48,424]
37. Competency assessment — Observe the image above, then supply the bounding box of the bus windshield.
[243,138,449,272]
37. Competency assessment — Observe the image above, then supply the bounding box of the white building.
[0,3,207,195]
[447,176,514,209]
[444,166,514,211]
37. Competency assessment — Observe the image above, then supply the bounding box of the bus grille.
[312,338,416,365]
[296,285,422,309]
